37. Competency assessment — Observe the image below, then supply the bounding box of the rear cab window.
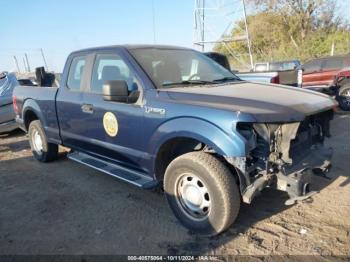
[255,63,268,72]
[270,61,297,71]
[67,56,87,90]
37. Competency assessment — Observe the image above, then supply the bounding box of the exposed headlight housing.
[236,122,257,151]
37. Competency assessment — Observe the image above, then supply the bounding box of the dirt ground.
[0,113,349,256]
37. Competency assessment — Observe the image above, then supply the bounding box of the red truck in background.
[302,55,350,110]
[302,55,350,88]
[204,52,350,110]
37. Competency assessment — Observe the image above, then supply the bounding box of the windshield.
[130,48,239,88]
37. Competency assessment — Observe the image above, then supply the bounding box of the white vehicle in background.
[254,60,301,72]
[204,53,302,87]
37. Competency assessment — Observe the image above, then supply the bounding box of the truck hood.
[164,82,337,122]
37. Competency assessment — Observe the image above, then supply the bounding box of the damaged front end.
[227,109,334,205]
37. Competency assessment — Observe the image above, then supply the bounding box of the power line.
[193,0,254,69]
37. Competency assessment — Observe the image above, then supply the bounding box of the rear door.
[302,59,323,87]
[76,50,145,171]
[56,54,93,150]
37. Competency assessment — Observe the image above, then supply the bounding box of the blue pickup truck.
[13,45,337,235]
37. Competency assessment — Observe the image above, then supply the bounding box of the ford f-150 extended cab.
[13,45,337,235]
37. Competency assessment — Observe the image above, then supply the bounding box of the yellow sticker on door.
[103,112,119,137]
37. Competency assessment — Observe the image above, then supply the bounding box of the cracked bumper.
[276,145,333,200]
[242,145,333,204]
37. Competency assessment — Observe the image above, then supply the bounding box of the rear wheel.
[164,152,240,235]
[336,84,350,111]
[28,120,58,162]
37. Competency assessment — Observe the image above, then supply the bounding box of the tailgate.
[279,70,298,86]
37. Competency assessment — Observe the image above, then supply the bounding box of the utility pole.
[331,41,335,56]
[25,53,31,72]
[40,48,49,71]
[13,56,21,73]
[201,0,205,52]
[242,0,254,70]
[23,57,27,72]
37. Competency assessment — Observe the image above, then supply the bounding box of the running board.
[67,151,158,189]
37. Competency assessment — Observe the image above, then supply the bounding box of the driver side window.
[90,53,138,94]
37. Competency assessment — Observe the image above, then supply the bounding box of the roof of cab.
[70,44,191,55]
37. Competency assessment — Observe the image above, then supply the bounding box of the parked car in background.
[204,52,231,71]
[302,55,350,91]
[254,60,301,72]
[0,72,19,134]
[204,52,302,87]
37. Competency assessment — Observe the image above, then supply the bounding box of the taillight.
[270,75,280,84]
[12,95,18,114]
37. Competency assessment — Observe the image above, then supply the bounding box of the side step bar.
[67,151,158,189]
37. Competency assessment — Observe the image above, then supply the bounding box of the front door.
[78,51,145,172]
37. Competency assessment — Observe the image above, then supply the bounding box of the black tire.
[164,152,240,235]
[336,84,350,111]
[28,120,58,162]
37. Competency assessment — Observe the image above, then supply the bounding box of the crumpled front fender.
[149,117,247,158]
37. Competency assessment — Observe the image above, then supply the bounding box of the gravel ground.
[0,113,349,256]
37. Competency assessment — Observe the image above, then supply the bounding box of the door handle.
[81,104,94,114]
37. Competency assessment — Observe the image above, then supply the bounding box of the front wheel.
[28,120,58,162]
[164,152,240,235]
[336,84,350,111]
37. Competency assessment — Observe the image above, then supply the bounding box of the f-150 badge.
[103,112,119,137]
[144,106,166,115]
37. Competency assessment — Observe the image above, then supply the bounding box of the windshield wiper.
[213,76,240,82]
[162,80,215,87]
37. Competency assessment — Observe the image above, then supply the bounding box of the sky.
[0,0,349,73]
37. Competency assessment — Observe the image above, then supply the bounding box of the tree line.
[214,0,350,70]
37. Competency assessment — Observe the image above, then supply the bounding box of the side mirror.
[103,80,129,102]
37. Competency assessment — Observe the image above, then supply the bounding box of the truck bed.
[13,85,61,143]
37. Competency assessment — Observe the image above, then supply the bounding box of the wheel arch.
[22,99,45,131]
[150,118,246,182]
